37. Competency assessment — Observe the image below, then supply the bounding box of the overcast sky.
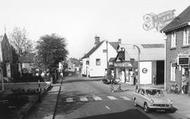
[0,0,189,58]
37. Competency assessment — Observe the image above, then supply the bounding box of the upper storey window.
[171,32,176,48]
[183,29,190,46]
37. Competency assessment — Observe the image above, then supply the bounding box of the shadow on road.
[62,79,102,84]
[76,109,151,119]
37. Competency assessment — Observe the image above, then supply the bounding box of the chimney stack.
[118,38,122,43]
[94,36,100,45]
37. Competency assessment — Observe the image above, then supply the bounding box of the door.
[156,61,164,84]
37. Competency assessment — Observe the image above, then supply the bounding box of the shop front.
[113,61,134,85]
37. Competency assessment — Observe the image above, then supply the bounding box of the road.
[54,75,184,119]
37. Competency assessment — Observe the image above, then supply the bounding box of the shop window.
[183,29,190,46]
[96,59,101,66]
[170,63,176,81]
[171,32,176,48]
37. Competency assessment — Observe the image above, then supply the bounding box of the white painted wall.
[89,41,117,77]
[82,58,88,76]
[139,61,152,84]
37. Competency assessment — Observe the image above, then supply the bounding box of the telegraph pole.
[133,45,141,90]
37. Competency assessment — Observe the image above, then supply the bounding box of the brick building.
[161,6,190,93]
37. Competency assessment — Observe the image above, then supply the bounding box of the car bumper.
[149,104,173,110]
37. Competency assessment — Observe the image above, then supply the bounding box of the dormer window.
[183,29,190,46]
[171,32,176,48]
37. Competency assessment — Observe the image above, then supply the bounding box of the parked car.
[102,78,120,85]
[133,87,175,113]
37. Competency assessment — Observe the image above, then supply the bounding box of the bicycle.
[110,78,122,92]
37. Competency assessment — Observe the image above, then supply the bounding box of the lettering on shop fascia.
[177,54,190,66]
[114,62,132,67]
[143,9,175,31]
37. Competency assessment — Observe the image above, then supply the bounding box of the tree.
[36,34,68,82]
[10,27,33,74]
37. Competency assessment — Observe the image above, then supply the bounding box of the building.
[114,43,165,85]
[81,36,119,77]
[19,53,35,73]
[0,33,19,81]
[161,6,190,93]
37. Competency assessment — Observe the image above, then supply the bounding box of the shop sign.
[114,62,132,67]
[177,54,190,65]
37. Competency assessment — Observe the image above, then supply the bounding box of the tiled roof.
[19,53,35,63]
[109,42,120,50]
[161,6,190,33]
[81,40,120,59]
[81,41,104,59]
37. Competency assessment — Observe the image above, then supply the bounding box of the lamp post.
[133,45,141,90]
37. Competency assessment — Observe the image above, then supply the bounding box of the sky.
[0,0,189,59]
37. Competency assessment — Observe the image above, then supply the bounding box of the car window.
[146,89,164,96]
[141,89,145,95]
[137,89,141,93]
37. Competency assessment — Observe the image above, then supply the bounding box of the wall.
[89,41,117,77]
[166,27,190,90]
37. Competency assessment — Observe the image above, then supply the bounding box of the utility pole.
[133,45,141,90]
[106,41,109,70]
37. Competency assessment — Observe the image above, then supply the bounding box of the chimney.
[118,38,122,43]
[94,36,100,45]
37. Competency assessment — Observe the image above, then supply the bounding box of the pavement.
[119,83,190,119]
[24,85,60,119]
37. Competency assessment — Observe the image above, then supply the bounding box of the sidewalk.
[23,85,60,119]
[121,83,190,118]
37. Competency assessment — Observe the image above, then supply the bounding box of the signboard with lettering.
[114,62,132,68]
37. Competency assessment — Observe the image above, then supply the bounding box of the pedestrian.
[110,70,115,92]
[182,75,187,94]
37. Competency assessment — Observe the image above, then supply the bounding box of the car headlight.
[150,99,154,104]
[168,99,173,104]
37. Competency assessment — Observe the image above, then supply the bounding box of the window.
[183,29,190,46]
[96,59,101,66]
[171,32,176,48]
[86,61,89,65]
[170,63,176,81]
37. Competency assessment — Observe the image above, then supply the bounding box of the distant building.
[81,36,119,77]
[161,6,190,93]
[19,53,35,73]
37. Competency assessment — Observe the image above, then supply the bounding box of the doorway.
[156,61,164,84]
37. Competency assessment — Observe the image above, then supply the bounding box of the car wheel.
[133,98,137,107]
[144,103,150,113]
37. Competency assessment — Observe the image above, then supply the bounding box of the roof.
[121,43,165,61]
[81,41,120,59]
[19,53,35,63]
[141,44,165,48]
[81,41,104,59]
[109,42,120,50]
[161,6,190,33]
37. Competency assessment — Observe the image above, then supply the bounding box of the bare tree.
[10,27,33,74]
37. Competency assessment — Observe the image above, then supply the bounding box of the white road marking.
[105,105,111,110]
[120,96,131,101]
[66,98,74,102]
[92,96,102,101]
[80,96,88,101]
[107,96,117,100]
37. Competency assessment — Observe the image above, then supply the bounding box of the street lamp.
[133,45,141,90]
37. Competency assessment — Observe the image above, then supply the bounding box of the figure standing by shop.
[182,74,188,94]
[153,75,156,85]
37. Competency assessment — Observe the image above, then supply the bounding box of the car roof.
[138,86,162,90]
